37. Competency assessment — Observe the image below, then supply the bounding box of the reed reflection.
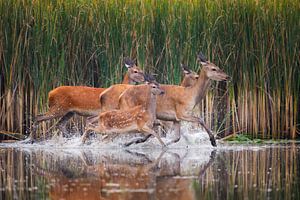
[0,144,299,200]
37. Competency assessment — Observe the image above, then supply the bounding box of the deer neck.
[188,70,211,105]
[145,88,157,121]
[122,73,134,84]
[180,77,191,87]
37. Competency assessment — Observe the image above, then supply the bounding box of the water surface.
[0,140,299,200]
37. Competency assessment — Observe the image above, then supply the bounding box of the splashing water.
[2,123,214,150]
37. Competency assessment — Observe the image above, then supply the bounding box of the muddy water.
[0,142,299,200]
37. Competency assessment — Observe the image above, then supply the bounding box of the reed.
[0,0,299,139]
[195,144,300,199]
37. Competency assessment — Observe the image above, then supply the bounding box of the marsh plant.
[0,0,299,139]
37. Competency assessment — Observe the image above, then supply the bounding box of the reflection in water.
[0,144,299,200]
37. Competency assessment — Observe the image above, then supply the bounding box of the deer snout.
[224,75,231,81]
[160,90,165,95]
[138,73,145,82]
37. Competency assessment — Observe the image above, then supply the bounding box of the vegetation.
[0,0,299,139]
[223,134,263,144]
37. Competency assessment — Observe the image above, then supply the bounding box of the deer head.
[124,57,145,83]
[144,74,165,95]
[181,63,199,84]
[197,52,229,81]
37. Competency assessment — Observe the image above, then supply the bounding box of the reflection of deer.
[28,58,144,141]
[82,76,165,146]
[33,150,166,200]
[120,53,229,147]
[156,150,217,200]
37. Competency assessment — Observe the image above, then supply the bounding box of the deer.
[119,52,230,147]
[81,75,166,147]
[98,63,199,114]
[95,63,199,138]
[157,64,200,136]
[27,58,145,142]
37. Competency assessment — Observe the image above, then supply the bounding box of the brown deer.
[120,52,229,147]
[81,76,166,146]
[157,64,200,136]
[28,58,145,142]
[96,63,199,138]
[98,63,199,114]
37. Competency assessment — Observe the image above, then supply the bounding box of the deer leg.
[153,120,166,138]
[176,113,217,147]
[27,111,65,143]
[81,126,106,144]
[124,134,152,147]
[102,134,118,142]
[57,112,74,137]
[86,115,99,126]
[198,118,216,147]
[81,127,96,144]
[159,120,173,138]
[167,121,181,145]
[141,126,166,147]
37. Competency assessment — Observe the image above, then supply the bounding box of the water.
[0,132,299,200]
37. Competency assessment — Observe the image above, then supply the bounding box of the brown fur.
[99,84,134,112]
[82,83,165,146]
[119,60,229,147]
[29,62,144,141]
[180,68,199,87]
[158,66,200,136]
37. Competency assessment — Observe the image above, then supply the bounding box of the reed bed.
[0,0,299,139]
[196,144,300,199]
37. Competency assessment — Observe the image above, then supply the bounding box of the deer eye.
[195,76,199,79]
[212,68,217,71]
[134,70,138,73]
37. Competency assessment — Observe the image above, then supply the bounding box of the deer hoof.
[210,136,217,147]
[19,138,35,144]
[123,142,132,147]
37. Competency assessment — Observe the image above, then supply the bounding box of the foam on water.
[0,123,268,160]
[0,124,272,179]
[1,123,213,150]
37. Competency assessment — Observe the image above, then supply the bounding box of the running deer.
[28,58,145,141]
[97,64,199,137]
[81,76,165,146]
[157,64,200,136]
[120,52,230,147]
[98,63,199,114]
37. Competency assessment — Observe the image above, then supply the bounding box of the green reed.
[0,0,299,139]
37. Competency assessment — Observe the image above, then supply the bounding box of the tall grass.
[0,0,299,139]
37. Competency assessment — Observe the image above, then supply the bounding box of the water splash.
[1,123,214,150]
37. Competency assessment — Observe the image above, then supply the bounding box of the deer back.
[99,84,134,112]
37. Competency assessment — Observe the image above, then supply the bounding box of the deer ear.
[144,73,156,84]
[124,57,134,68]
[125,63,131,68]
[197,52,208,65]
[181,63,191,74]
[200,61,207,66]
[144,74,150,84]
